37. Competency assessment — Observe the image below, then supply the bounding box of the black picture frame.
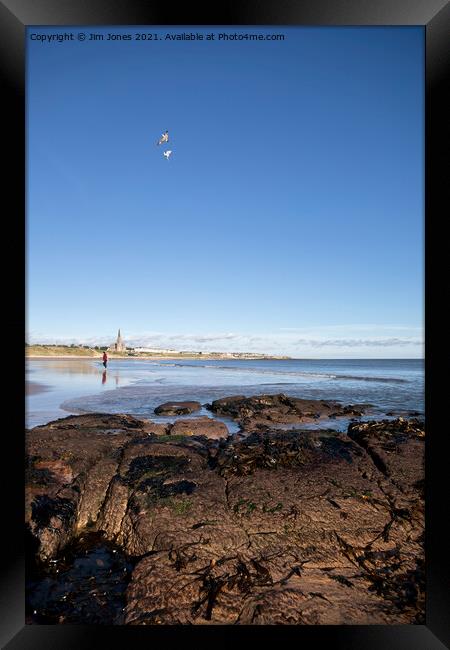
[3,0,449,647]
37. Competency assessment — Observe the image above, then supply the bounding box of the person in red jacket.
[102,351,108,368]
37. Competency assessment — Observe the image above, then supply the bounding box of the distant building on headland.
[108,329,126,353]
[134,347,179,354]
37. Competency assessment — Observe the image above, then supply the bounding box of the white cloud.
[293,337,422,348]
[27,328,424,358]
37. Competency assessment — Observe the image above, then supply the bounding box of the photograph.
[23,23,429,627]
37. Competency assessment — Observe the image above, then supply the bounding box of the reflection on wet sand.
[101,372,120,386]
[28,359,102,376]
[26,381,51,396]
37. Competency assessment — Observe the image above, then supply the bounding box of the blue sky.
[27,26,424,358]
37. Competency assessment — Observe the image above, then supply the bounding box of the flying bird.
[163,150,172,160]
[157,130,169,145]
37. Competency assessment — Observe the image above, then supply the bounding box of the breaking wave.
[157,362,408,384]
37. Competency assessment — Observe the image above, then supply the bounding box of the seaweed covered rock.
[207,394,367,431]
[168,417,229,440]
[125,424,424,625]
[26,408,425,625]
[209,429,360,477]
[26,413,152,560]
[348,418,425,495]
[154,401,202,416]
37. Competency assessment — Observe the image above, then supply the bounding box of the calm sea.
[26,357,424,431]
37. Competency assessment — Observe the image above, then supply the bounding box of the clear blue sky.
[27,26,424,357]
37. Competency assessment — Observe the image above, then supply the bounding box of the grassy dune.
[25,344,289,360]
[26,345,105,357]
[25,345,213,358]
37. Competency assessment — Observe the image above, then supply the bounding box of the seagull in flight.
[157,130,169,145]
[163,150,172,160]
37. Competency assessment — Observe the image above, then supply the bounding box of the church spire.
[108,328,125,353]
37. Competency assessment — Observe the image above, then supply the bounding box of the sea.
[26,357,424,432]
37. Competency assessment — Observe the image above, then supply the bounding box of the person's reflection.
[102,370,107,385]
[115,374,120,386]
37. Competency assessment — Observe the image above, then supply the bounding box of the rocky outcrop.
[167,417,229,440]
[207,393,367,431]
[347,418,425,495]
[26,408,424,625]
[154,401,202,416]
[26,414,152,560]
